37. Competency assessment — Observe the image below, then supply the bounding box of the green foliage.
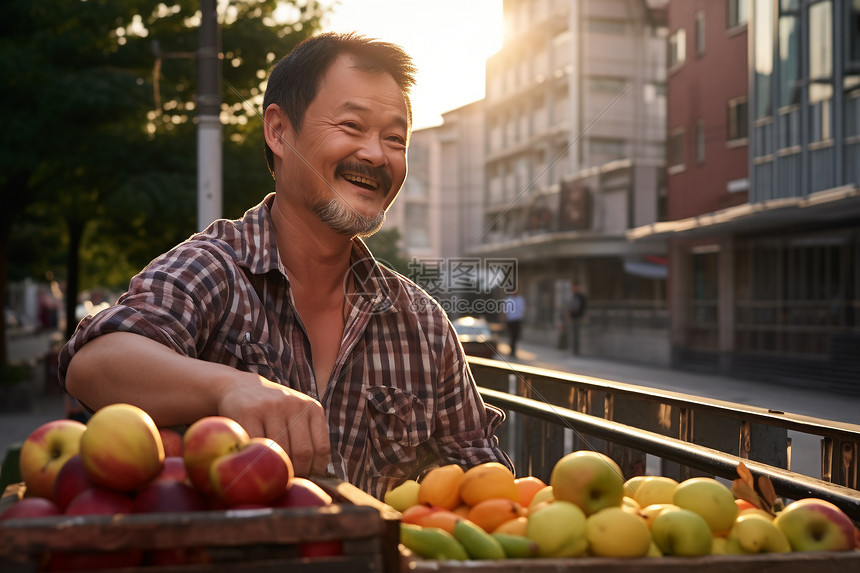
[2,0,327,303]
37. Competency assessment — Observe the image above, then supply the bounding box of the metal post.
[197,0,222,231]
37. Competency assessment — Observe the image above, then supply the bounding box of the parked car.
[451,316,499,359]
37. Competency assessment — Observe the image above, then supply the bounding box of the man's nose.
[355,134,387,167]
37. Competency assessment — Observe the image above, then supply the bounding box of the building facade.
[470,0,671,364]
[632,0,860,393]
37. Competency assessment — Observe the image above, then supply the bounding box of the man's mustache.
[335,162,393,196]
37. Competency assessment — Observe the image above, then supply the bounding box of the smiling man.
[58,33,512,499]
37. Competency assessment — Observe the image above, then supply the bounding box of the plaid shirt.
[59,193,512,498]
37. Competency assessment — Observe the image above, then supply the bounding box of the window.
[696,120,705,163]
[809,0,833,142]
[589,138,626,159]
[404,204,429,248]
[753,0,773,118]
[588,19,627,35]
[669,28,686,69]
[695,12,706,57]
[587,76,628,94]
[668,128,685,170]
[778,6,801,108]
[727,97,749,140]
[727,0,749,29]
[849,0,860,71]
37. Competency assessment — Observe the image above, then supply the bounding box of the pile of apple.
[388,450,859,560]
[0,403,338,569]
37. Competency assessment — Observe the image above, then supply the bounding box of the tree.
[1,0,326,373]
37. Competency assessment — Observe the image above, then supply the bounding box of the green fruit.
[399,523,469,560]
[452,519,506,560]
[491,532,539,558]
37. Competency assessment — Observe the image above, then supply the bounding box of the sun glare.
[320,0,503,130]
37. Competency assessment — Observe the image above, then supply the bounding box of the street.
[4,331,860,484]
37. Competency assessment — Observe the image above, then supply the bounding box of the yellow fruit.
[493,516,528,536]
[459,462,518,507]
[632,476,679,507]
[586,507,652,558]
[418,464,465,510]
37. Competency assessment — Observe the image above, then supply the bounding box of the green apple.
[632,476,678,508]
[525,500,588,557]
[384,479,420,512]
[726,512,791,554]
[586,506,651,557]
[650,507,712,556]
[672,477,738,535]
[549,451,624,516]
[773,498,857,552]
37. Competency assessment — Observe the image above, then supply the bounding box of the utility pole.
[197,0,222,230]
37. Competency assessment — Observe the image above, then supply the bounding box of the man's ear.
[263,104,291,161]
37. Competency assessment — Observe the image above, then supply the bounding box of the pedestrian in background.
[504,288,525,357]
[566,281,587,355]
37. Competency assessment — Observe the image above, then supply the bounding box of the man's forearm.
[64,331,229,427]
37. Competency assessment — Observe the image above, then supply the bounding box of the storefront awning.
[627,185,860,242]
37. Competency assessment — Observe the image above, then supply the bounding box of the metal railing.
[468,356,860,519]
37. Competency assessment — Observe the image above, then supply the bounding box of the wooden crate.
[401,549,860,572]
[0,477,400,573]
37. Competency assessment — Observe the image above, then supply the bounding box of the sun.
[319,0,504,130]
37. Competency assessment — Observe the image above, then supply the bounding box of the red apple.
[19,419,87,499]
[65,486,134,516]
[300,540,344,558]
[272,477,333,508]
[52,454,93,511]
[183,416,250,498]
[158,428,184,457]
[151,456,188,484]
[209,437,294,507]
[773,497,857,552]
[80,403,165,492]
[133,480,207,514]
[0,497,61,520]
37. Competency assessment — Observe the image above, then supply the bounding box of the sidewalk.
[500,340,860,425]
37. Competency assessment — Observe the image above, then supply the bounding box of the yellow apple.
[525,500,588,557]
[650,507,712,556]
[19,419,87,499]
[639,503,681,529]
[726,512,791,554]
[621,495,641,513]
[623,475,649,498]
[550,450,624,516]
[586,506,651,557]
[80,404,165,492]
[672,477,738,535]
[632,476,678,507]
[384,479,420,512]
[528,485,554,511]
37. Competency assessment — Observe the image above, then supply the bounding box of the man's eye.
[342,121,360,130]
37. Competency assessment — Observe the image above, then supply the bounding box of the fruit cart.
[395,358,860,572]
[0,477,400,573]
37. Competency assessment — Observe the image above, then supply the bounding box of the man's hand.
[218,374,332,477]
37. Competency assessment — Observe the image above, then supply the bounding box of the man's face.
[277,54,409,237]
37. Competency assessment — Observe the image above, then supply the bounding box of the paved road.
[4,332,859,483]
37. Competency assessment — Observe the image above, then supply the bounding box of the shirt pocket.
[365,386,432,477]
[224,338,279,382]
